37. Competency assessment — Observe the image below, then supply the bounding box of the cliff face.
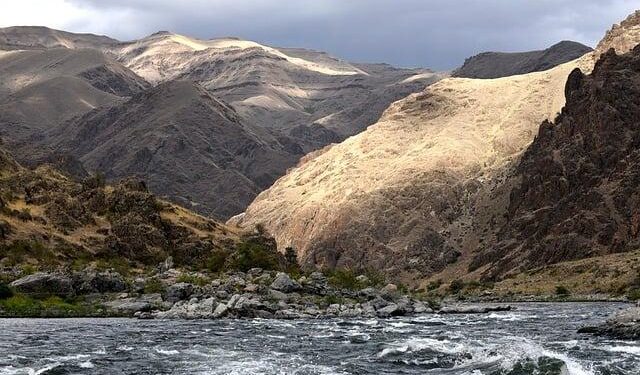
[453,41,592,79]
[472,45,640,279]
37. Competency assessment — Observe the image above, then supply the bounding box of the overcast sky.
[1,0,638,69]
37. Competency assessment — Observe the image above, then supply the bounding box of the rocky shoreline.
[578,302,640,340]
[0,266,518,320]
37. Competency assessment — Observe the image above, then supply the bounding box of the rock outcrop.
[0,146,239,270]
[453,41,592,79]
[472,45,640,279]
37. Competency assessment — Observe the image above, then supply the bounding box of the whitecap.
[605,345,640,355]
[155,348,179,355]
[79,361,94,369]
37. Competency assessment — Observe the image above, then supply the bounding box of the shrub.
[449,279,465,294]
[327,268,386,290]
[0,283,13,300]
[144,278,164,294]
[0,295,42,316]
[327,269,360,290]
[96,256,132,276]
[555,285,571,296]
[284,247,298,268]
[427,279,443,291]
[627,288,640,301]
[230,237,280,272]
[206,249,229,273]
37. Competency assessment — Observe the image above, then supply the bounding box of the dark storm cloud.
[64,0,638,69]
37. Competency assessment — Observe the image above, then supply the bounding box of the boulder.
[247,268,263,278]
[270,272,302,293]
[73,270,127,294]
[104,299,152,314]
[438,305,512,314]
[377,303,404,318]
[156,297,217,319]
[380,284,399,300]
[10,273,74,298]
[165,283,194,303]
[268,289,288,301]
[212,302,228,318]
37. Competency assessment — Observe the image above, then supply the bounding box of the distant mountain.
[110,31,444,146]
[0,26,117,50]
[0,27,443,219]
[37,80,300,219]
[453,41,592,79]
[0,47,147,143]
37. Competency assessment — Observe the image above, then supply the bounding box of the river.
[0,303,638,374]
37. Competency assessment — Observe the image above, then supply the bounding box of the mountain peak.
[595,10,640,57]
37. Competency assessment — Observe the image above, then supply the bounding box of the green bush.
[555,285,571,296]
[206,249,229,273]
[0,295,42,316]
[427,279,443,291]
[0,283,13,300]
[627,288,640,301]
[0,295,97,317]
[144,278,164,294]
[230,238,280,272]
[449,279,465,294]
[96,256,132,276]
[327,269,360,290]
[176,274,210,286]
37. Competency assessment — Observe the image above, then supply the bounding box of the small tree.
[0,283,14,300]
[284,246,298,268]
[555,285,570,296]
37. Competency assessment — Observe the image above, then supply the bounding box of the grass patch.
[326,268,386,290]
[0,295,100,317]
[176,274,210,287]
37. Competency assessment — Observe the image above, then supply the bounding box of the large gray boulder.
[73,270,127,294]
[270,272,302,293]
[165,283,194,303]
[10,273,74,298]
[105,293,164,315]
[156,297,218,319]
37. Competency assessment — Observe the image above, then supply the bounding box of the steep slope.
[234,11,640,280]
[0,145,238,269]
[0,47,148,144]
[39,80,299,219]
[453,41,592,79]
[470,45,640,280]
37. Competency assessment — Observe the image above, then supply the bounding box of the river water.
[0,303,638,374]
